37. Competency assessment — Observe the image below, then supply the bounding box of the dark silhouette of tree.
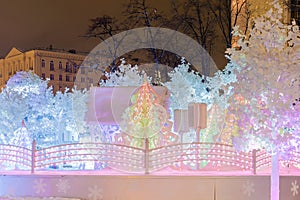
[170,0,217,53]
[123,0,165,28]
[85,0,252,80]
[85,15,128,72]
[123,0,172,84]
[207,0,251,48]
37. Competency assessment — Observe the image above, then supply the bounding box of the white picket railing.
[0,140,299,174]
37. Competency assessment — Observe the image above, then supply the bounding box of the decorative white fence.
[0,141,299,174]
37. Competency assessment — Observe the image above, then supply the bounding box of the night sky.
[0,0,226,67]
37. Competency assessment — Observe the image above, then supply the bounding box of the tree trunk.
[271,152,279,200]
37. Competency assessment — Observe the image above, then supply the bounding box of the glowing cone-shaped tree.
[10,120,32,149]
[121,75,168,148]
[227,1,300,200]
[9,120,32,170]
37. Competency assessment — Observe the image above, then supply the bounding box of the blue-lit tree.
[164,58,237,144]
[100,58,151,87]
[227,1,300,200]
[0,71,88,148]
[164,58,236,110]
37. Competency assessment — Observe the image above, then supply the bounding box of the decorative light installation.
[0,71,88,148]
[227,1,300,199]
[121,75,172,148]
[10,120,32,149]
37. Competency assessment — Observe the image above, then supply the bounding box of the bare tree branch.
[207,0,251,48]
[170,0,217,53]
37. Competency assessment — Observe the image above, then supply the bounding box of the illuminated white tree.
[100,59,151,86]
[164,59,197,110]
[227,1,300,200]
[0,71,88,147]
[163,58,237,145]
[10,120,32,149]
[165,58,236,110]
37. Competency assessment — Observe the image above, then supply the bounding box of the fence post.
[31,140,36,174]
[144,138,149,174]
[252,149,257,175]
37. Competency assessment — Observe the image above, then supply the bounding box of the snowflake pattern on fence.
[291,180,299,196]
[33,178,46,194]
[56,179,71,194]
[87,185,103,200]
[242,180,255,197]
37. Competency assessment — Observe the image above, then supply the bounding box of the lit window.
[50,61,54,71]
[50,74,54,80]
[41,59,45,68]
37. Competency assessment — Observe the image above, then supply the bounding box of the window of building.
[50,74,54,80]
[66,62,71,72]
[42,73,46,79]
[81,67,85,74]
[17,60,20,71]
[89,78,93,84]
[73,64,78,73]
[66,75,70,82]
[41,59,45,68]
[59,61,62,70]
[59,75,62,81]
[50,61,54,71]
[291,0,300,24]
[73,76,76,82]
[81,77,85,82]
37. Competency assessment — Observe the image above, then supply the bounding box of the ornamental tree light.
[227,1,300,200]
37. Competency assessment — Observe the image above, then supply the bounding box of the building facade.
[291,0,300,24]
[239,0,300,23]
[0,47,86,93]
[231,0,300,47]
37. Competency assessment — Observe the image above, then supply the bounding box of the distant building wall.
[0,47,86,93]
[231,0,298,47]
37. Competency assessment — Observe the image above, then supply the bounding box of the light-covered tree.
[10,120,32,148]
[227,1,300,200]
[121,76,168,148]
[100,59,151,86]
[164,59,198,110]
[164,58,236,110]
[164,58,237,146]
[0,71,88,147]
